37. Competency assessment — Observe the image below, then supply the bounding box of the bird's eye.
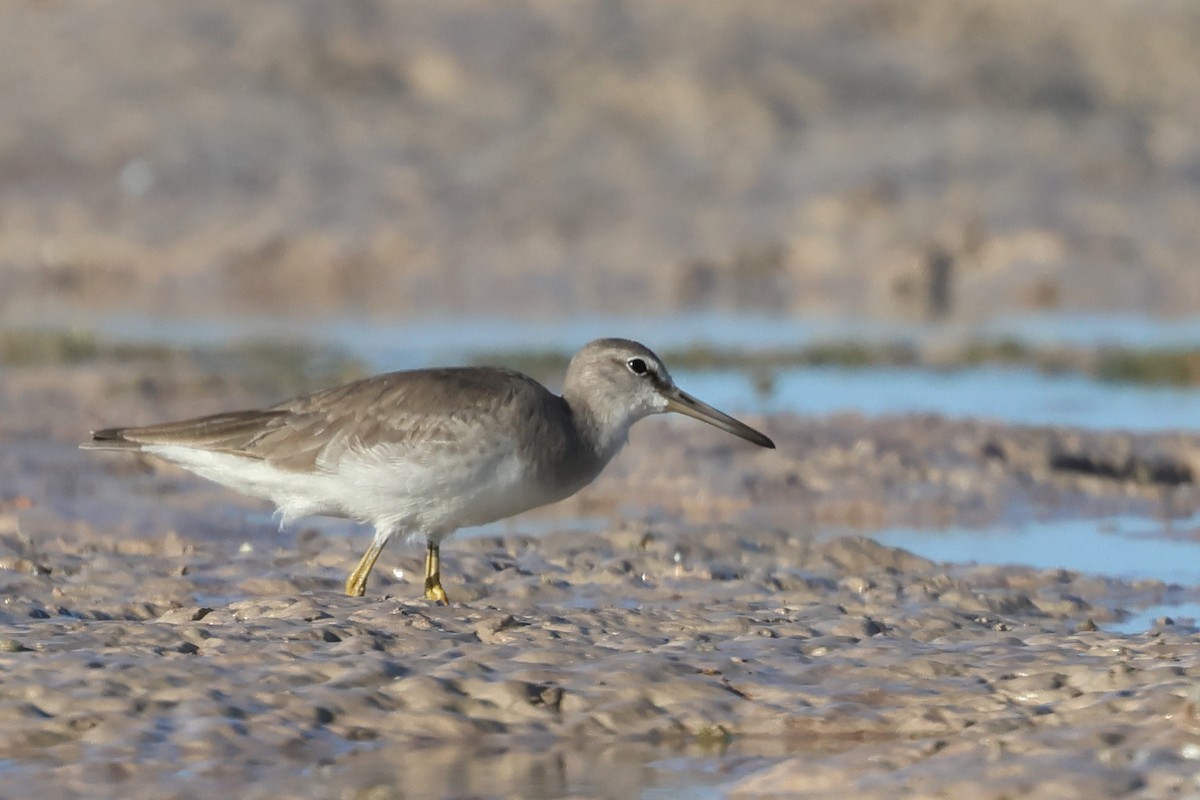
[626,357,649,376]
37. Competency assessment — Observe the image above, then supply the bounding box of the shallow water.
[681,365,1200,432]
[872,513,1200,634]
[979,313,1200,349]
[83,311,1200,361]
[290,739,760,800]
[72,311,1200,431]
[477,512,1200,635]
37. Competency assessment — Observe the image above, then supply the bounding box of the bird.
[83,338,775,601]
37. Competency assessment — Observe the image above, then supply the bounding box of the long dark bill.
[664,388,775,449]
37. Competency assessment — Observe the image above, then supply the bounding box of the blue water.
[78,312,1200,432]
[679,365,1200,432]
[86,311,1200,360]
[1116,602,1200,633]
[979,313,1200,349]
[872,514,1200,633]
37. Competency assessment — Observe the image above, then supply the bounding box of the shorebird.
[83,338,774,601]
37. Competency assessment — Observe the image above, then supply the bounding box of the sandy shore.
[1,361,1198,798]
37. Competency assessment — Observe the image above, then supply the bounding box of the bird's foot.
[423,578,449,605]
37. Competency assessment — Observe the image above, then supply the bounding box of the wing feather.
[86,410,290,453]
[85,367,572,476]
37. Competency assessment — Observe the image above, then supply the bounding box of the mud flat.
[0,360,1196,798]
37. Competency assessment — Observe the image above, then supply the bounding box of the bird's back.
[90,368,547,463]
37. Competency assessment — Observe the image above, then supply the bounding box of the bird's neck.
[562,389,635,469]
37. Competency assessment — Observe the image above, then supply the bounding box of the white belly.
[145,439,571,538]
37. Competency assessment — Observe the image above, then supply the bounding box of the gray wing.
[86,409,291,453]
[85,368,567,473]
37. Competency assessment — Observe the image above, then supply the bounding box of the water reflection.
[283,738,786,800]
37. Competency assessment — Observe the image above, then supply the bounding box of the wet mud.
[1,363,1199,798]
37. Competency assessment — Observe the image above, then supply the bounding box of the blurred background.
[2,0,1199,325]
[3,0,1200,431]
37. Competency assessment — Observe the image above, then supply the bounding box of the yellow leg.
[423,540,449,604]
[345,539,385,597]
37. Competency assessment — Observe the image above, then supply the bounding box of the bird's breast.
[334,437,593,532]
